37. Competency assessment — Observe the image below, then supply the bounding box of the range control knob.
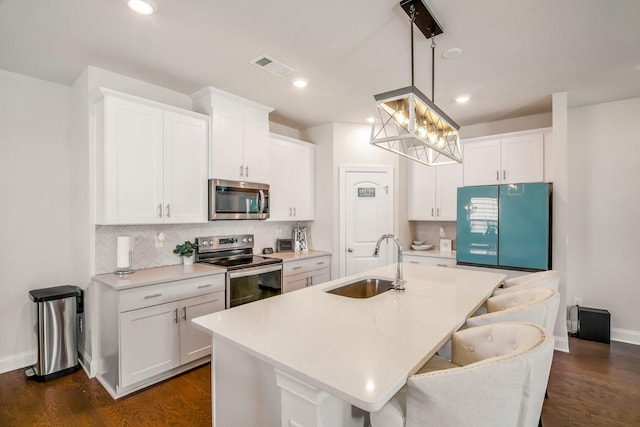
[200,241,208,246]
[209,240,214,246]
[242,237,248,243]
[248,237,253,242]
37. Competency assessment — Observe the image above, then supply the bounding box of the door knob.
[347,248,353,253]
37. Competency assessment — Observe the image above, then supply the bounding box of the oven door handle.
[228,263,282,279]
[258,189,265,214]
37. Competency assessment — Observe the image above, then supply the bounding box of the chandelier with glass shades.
[370,0,462,166]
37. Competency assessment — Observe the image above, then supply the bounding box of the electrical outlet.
[573,297,583,306]
[155,232,165,248]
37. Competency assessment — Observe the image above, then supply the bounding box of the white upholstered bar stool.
[492,270,560,296]
[466,288,560,333]
[438,287,560,361]
[370,322,555,427]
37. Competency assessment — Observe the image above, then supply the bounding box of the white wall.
[461,112,552,140]
[568,97,640,344]
[0,69,78,372]
[303,123,407,278]
[551,92,569,351]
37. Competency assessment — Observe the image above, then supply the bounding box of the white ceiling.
[1,0,639,129]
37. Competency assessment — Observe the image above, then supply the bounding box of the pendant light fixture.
[370,0,462,166]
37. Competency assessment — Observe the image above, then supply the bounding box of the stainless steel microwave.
[209,179,270,220]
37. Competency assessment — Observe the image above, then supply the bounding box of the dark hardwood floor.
[541,337,640,426]
[1,337,639,426]
[0,364,212,426]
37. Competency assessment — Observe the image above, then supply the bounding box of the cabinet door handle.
[144,293,162,299]
[409,261,420,264]
[496,170,500,181]
[436,208,440,217]
[436,263,449,268]
[431,208,434,217]
[182,307,187,321]
[309,276,313,286]
[198,284,213,289]
[245,166,249,177]
[305,277,309,287]
[289,207,292,216]
[158,204,163,218]
[239,165,244,177]
[293,207,296,216]
[166,204,170,218]
[292,266,302,270]
[503,169,506,180]
[316,261,325,265]
[174,308,178,324]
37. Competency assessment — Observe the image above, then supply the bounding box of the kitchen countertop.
[265,250,331,262]
[92,263,225,290]
[192,263,504,412]
[403,249,456,259]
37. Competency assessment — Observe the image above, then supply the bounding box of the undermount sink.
[326,277,394,299]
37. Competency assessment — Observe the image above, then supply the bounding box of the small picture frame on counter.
[276,239,294,252]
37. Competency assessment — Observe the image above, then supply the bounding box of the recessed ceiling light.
[127,0,154,15]
[292,79,308,88]
[442,47,463,60]
[366,117,375,124]
[455,95,470,103]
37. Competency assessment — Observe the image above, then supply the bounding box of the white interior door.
[343,169,394,277]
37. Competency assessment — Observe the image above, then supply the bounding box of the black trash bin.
[27,285,82,381]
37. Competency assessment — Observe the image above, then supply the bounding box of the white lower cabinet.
[404,254,456,268]
[180,293,224,363]
[96,272,225,398]
[120,301,180,389]
[283,256,331,293]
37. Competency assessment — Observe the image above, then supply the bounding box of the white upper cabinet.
[192,87,273,183]
[94,89,209,225]
[268,133,315,221]
[462,131,545,186]
[163,111,209,223]
[409,162,462,221]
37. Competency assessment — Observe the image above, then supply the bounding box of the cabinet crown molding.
[190,86,274,113]
[91,87,209,120]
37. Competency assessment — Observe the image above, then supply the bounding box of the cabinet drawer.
[119,274,225,312]
[283,256,330,276]
[404,256,456,268]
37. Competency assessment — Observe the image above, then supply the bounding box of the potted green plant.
[174,241,197,265]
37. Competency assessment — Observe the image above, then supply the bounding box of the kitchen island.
[192,263,505,427]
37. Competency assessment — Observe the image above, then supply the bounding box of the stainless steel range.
[195,234,282,308]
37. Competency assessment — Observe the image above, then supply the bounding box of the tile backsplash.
[410,221,457,248]
[95,221,303,274]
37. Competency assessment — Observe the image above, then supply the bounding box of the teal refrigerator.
[456,183,552,270]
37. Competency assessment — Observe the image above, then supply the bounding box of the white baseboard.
[554,335,570,353]
[78,347,98,378]
[0,350,35,374]
[611,328,640,346]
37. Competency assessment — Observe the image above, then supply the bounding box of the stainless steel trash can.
[27,285,82,381]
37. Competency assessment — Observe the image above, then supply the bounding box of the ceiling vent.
[250,55,294,77]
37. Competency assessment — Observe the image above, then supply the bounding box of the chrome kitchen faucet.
[373,234,406,291]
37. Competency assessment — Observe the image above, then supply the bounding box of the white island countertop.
[192,263,504,413]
